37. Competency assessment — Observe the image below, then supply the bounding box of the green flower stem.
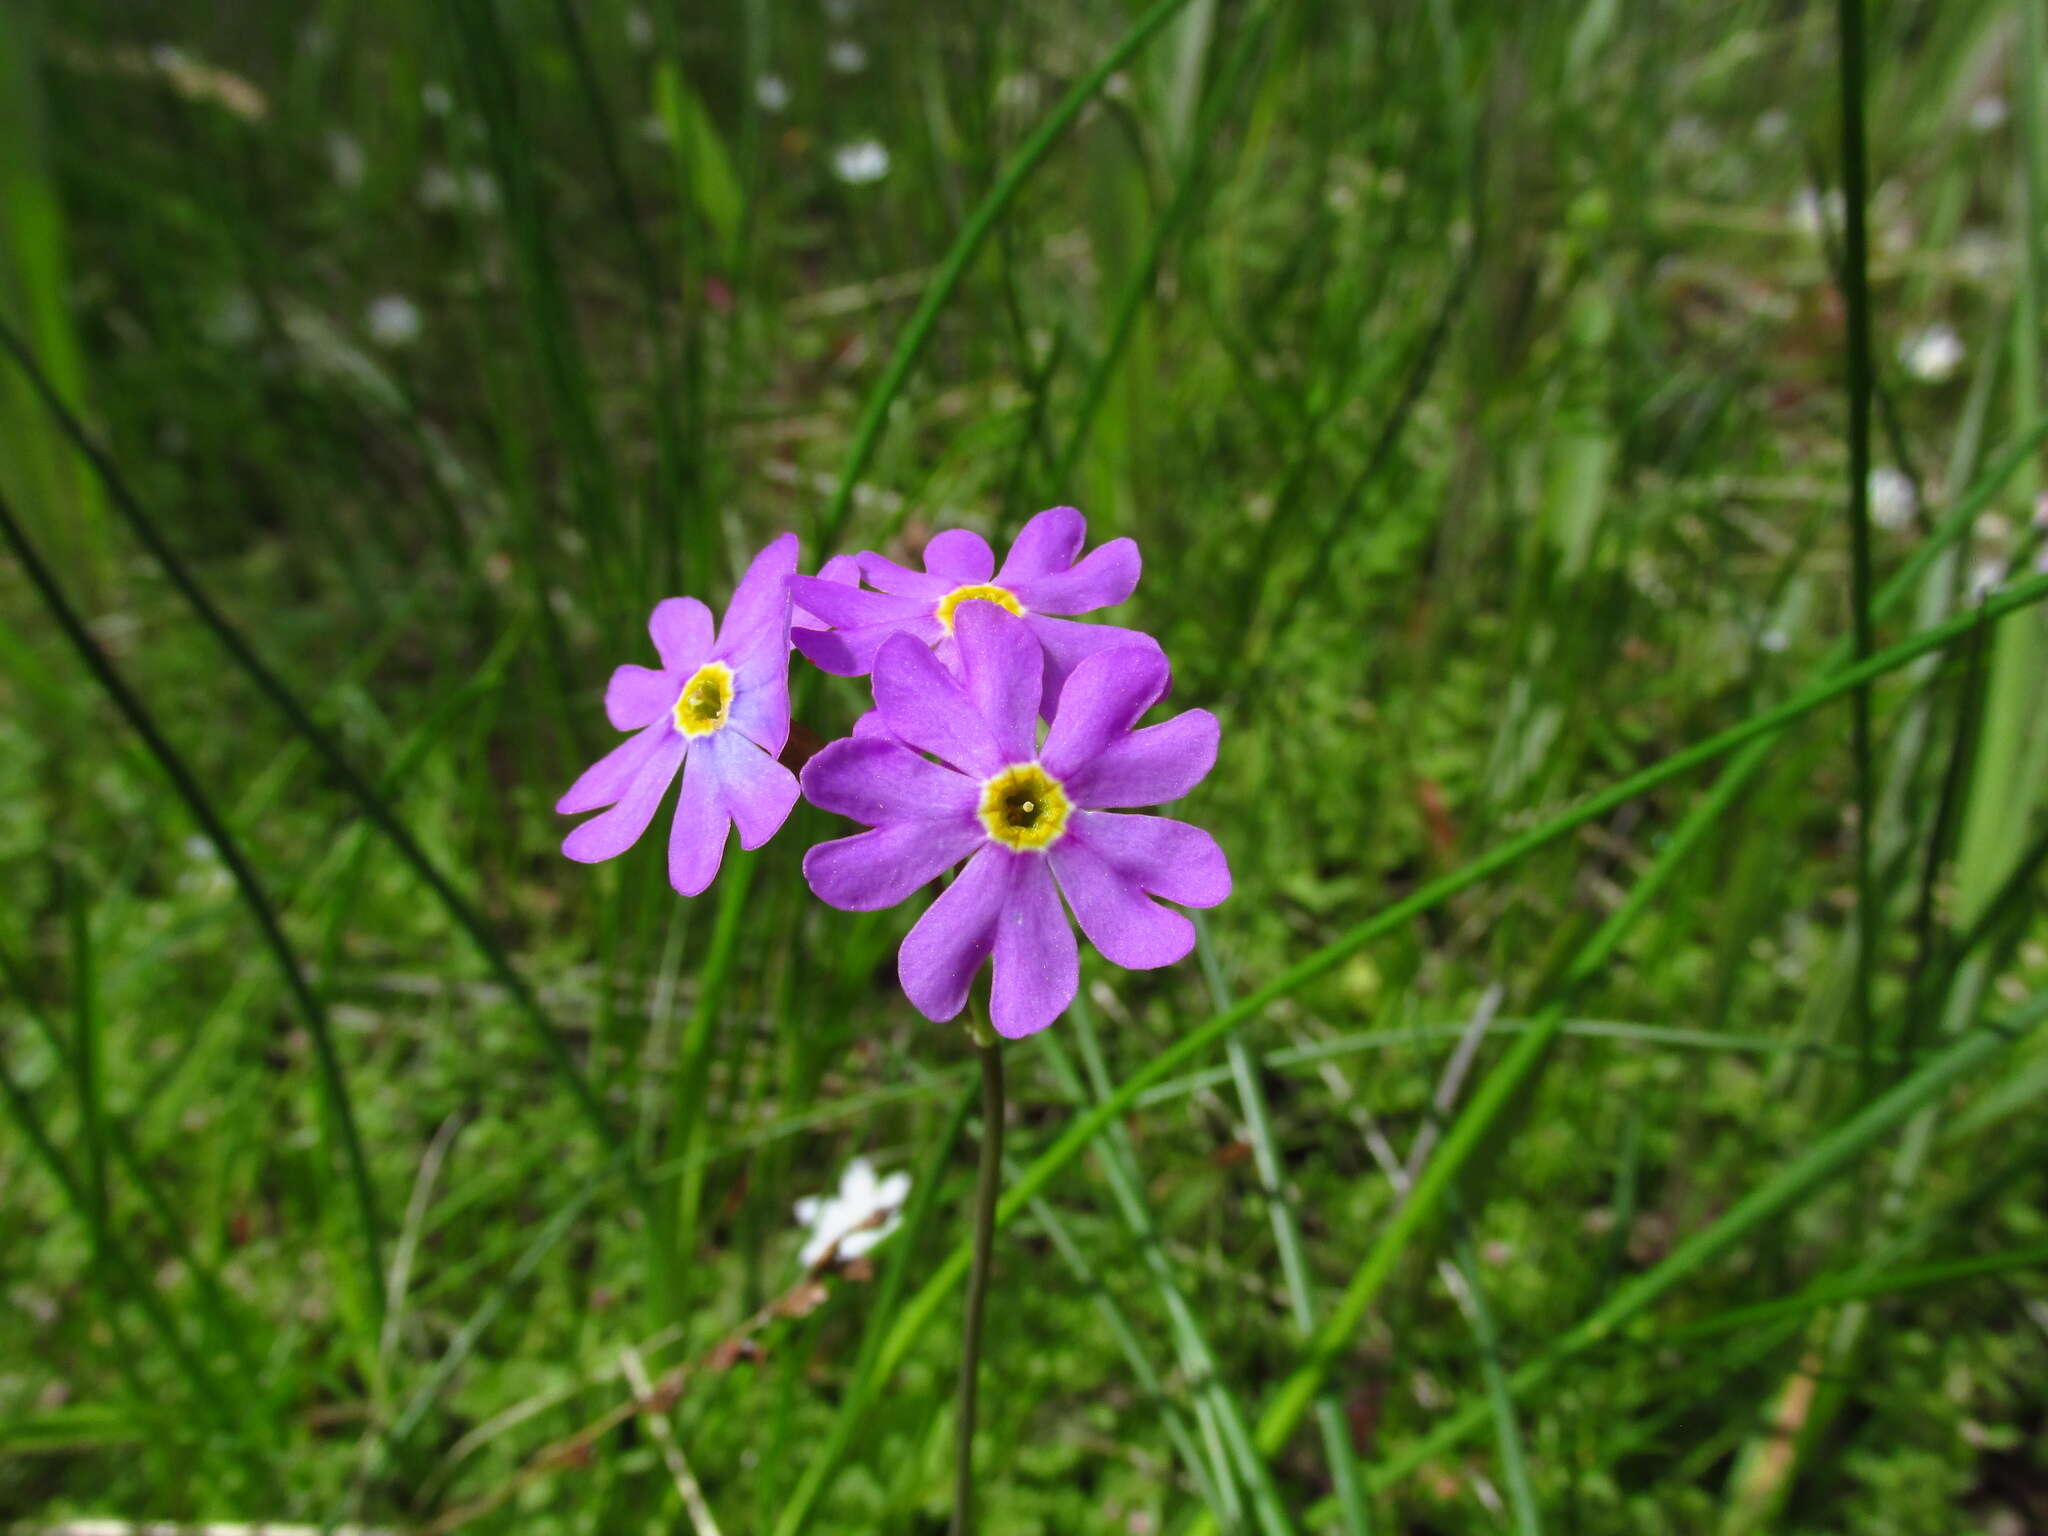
[951,1028,1006,1536]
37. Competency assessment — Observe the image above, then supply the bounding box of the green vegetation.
[2,1,2045,1531]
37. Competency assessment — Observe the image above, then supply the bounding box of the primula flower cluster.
[558,508,1229,1037]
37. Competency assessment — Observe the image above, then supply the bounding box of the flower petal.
[787,575,930,630]
[650,597,715,674]
[1009,537,1140,615]
[1066,709,1220,808]
[922,528,995,582]
[605,664,676,731]
[1069,810,1230,908]
[794,614,945,676]
[898,845,1013,1021]
[953,603,1042,766]
[1027,615,1168,716]
[562,732,686,863]
[872,632,1005,777]
[1049,830,1193,970]
[990,854,1077,1037]
[705,733,800,850]
[856,551,954,599]
[805,819,983,911]
[1038,644,1173,779]
[996,506,1087,582]
[715,532,799,664]
[801,735,978,826]
[666,742,729,896]
[794,554,862,632]
[557,721,672,815]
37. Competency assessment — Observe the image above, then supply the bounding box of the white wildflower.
[1899,322,1964,384]
[1754,108,1791,145]
[1868,467,1916,532]
[827,38,867,74]
[1970,557,2005,600]
[755,73,791,113]
[327,130,365,191]
[206,290,261,347]
[366,294,422,348]
[823,0,859,21]
[625,7,654,49]
[1969,95,2008,133]
[1788,186,1843,239]
[831,138,890,185]
[422,82,454,117]
[795,1157,909,1268]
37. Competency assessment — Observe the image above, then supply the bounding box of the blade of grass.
[0,487,386,1320]
[1837,0,1879,1088]
[0,321,651,1217]
[1320,988,2048,1509]
[817,0,1201,553]
[844,565,2048,1502]
[1197,920,1372,1535]
[1059,1000,1299,1535]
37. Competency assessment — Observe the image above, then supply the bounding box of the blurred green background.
[3,1,2047,1531]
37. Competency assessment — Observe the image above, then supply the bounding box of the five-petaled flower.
[788,505,1162,712]
[799,603,1230,1038]
[556,534,801,895]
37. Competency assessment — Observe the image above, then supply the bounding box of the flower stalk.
[951,1021,1005,1536]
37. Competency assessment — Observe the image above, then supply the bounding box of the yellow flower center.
[977,763,1069,851]
[934,582,1024,634]
[672,661,734,737]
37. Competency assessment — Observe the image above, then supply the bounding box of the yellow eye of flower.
[977,763,1069,850]
[673,662,734,737]
[934,583,1024,634]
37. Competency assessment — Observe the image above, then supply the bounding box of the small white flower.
[827,38,867,74]
[1899,322,1964,384]
[1788,186,1843,239]
[795,1157,910,1268]
[755,73,791,113]
[1969,95,2008,133]
[1754,108,1791,145]
[625,7,654,49]
[823,0,859,21]
[366,294,422,348]
[422,82,454,117]
[327,130,365,191]
[206,290,261,347]
[1868,467,1916,532]
[1759,627,1791,654]
[419,165,500,215]
[832,138,890,185]
[1970,557,2005,600]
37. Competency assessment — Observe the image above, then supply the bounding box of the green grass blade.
[841,564,2048,1476]
[817,0,1200,552]
[0,487,386,1319]
[0,321,650,1217]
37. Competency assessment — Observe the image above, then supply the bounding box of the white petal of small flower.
[422,82,454,117]
[796,1157,911,1269]
[1969,95,2008,133]
[327,130,366,191]
[1868,467,1916,532]
[832,138,890,185]
[755,73,791,112]
[1970,558,2004,600]
[1899,322,1963,383]
[827,38,868,74]
[366,294,422,348]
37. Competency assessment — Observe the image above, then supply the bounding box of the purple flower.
[787,505,1162,712]
[800,603,1229,1038]
[557,534,801,895]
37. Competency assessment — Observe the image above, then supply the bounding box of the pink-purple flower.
[787,505,1162,712]
[557,534,801,896]
[799,603,1229,1038]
